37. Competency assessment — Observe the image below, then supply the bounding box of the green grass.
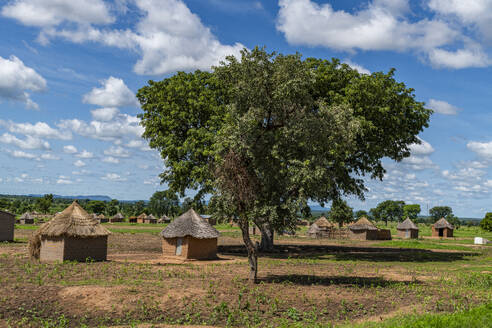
[343,302,492,328]
[373,240,476,251]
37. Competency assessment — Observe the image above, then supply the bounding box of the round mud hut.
[397,218,419,239]
[29,201,110,262]
[307,217,336,238]
[19,212,35,224]
[110,212,124,223]
[137,213,147,223]
[160,209,220,260]
[432,218,454,237]
[145,214,157,224]
[348,217,379,240]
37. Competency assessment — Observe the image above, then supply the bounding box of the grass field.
[0,224,491,327]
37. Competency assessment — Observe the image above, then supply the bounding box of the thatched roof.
[0,209,14,218]
[112,213,124,219]
[160,215,171,222]
[20,212,34,220]
[160,209,219,239]
[314,216,335,228]
[138,213,147,220]
[349,217,378,231]
[147,214,156,221]
[35,201,110,238]
[397,218,418,230]
[433,217,454,229]
[97,214,105,219]
[307,223,320,234]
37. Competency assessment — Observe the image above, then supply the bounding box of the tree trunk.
[239,219,258,282]
[259,223,274,251]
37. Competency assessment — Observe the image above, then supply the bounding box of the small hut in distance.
[19,212,35,224]
[307,216,336,238]
[137,213,147,224]
[160,209,220,260]
[348,217,391,240]
[159,215,171,224]
[29,201,111,262]
[110,213,124,223]
[397,218,419,239]
[0,210,15,242]
[432,218,454,237]
[145,214,157,224]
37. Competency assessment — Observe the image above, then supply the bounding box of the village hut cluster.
[25,202,220,262]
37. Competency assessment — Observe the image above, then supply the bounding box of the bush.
[480,213,492,232]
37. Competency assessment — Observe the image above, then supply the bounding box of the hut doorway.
[405,230,410,238]
[438,228,444,237]
[176,237,183,255]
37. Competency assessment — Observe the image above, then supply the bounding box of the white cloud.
[0,55,46,109]
[75,150,94,159]
[90,107,120,121]
[72,169,90,175]
[57,178,73,184]
[467,141,492,160]
[102,156,119,164]
[73,160,86,167]
[40,153,59,160]
[102,173,127,181]
[428,99,461,115]
[126,139,151,151]
[103,146,130,158]
[1,0,114,28]
[427,46,490,69]
[401,155,436,170]
[0,133,50,150]
[0,120,70,140]
[83,77,137,107]
[342,60,371,74]
[9,150,36,159]
[12,0,245,75]
[63,145,77,154]
[409,138,434,156]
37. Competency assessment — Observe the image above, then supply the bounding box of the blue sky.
[0,0,492,217]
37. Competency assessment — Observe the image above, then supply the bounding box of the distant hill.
[26,194,113,202]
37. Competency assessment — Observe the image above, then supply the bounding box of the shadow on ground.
[218,244,479,262]
[260,274,419,287]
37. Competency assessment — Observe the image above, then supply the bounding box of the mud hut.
[0,210,15,241]
[348,217,380,240]
[307,217,336,238]
[145,214,157,224]
[97,214,108,223]
[397,218,419,239]
[432,218,454,237]
[159,215,171,223]
[128,216,137,223]
[19,212,35,224]
[160,209,220,260]
[137,213,147,224]
[29,201,110,262]
[110,212,124,223]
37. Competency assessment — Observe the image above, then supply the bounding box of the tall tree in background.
[371,200,405,225]
[328,199,353,227]
[86,200,106,214]
[403,204,421,221]
[133,201,146,215]
[35,194,53,214]
[149,190,180,217]
[429,206,453,222]
[354,210,368,219]
[138,47,431,281]
[106,199,119,216]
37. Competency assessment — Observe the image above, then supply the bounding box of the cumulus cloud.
[83,77,137,107]
[428,99,461,115]
[9,150,36,159]
[0,120,70,140]
[277,0,492,69]
[73,160,86,167]
[102,173,127,181]
[467,140,492,160]
[63,145,77,154]
[90,107,120,121]
[0,55,46,109]
[0,133,50,150]
[102,156,119,164]
[104,146,130,158]
[342,60,370,75]
[40,153,59,160]
[1,0,114,28]
[4,0,244,75]
[75,150,94,159]
[409,138,434,156]
[57,178,73,184]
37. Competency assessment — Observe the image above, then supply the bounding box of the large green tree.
[328,199,353,228]
[429,206,453,222]
[138,47,431,281]
[149,190,180,217]
[403,204,421,221]
[480,213,492,232]
[371,200,405,225]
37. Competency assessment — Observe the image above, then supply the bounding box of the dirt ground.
[0,229,490,327]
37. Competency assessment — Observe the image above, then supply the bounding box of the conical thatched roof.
[397,218,418,230]
[20,212,33,220]
[112,213,124,219]
[160,209,219,239]
[314,216,334,228]
[307,223,320,234]
[138,213,147,220]
[147,214,156,220]
[433,217,454,229]
[35,201,110,238]
[97,214,105,219]
[349,217,378,231]
[160,215,171,222]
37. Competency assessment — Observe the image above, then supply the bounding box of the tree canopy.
[429,206,453,222]
[328,199,353,228]
[480,213,492,232]
[137,47,432,280]
[370,200,405,225]
[403,204,421,221]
